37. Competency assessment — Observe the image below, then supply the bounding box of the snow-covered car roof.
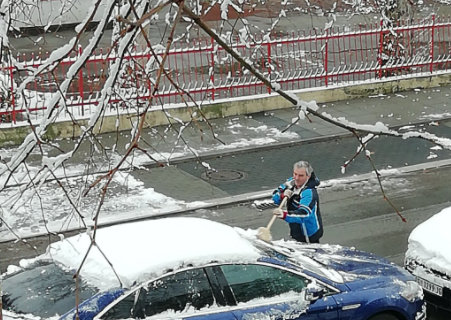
[22,217,261,290]
[406,206,451,278]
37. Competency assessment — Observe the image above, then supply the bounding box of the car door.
[212,263,339,320]
[96,267,237,319]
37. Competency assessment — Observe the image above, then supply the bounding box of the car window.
[220,264,308,303]
[99,291,138,319]
[2,261,98,318]
[101,268,215,319]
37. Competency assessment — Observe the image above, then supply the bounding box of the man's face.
[293,167,310,188]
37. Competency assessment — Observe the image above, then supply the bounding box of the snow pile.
[406,206,451,280]
[21,217,261,290]
[0,172,207,241]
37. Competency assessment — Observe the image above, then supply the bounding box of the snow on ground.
[0,172,206,241]
[418,112,451,120]
[406,206,451,282]
[2,310,44,320]
[321,170,413,195]
[0,118,300,182]
[0,118,302,241]
[126,120,299,166]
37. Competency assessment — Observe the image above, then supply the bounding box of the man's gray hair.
[293,161,313,176]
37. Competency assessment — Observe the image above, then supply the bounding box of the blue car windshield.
[2,261,99,318]
[255,242,336,280]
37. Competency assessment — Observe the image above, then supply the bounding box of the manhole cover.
[201,169,248,182]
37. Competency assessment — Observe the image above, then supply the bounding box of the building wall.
[13,0,106,29]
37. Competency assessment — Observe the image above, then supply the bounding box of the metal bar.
[325,30,328,87]
[431,14,436,73]
[379,19,384,78]
[267,41,272,94]
[210,37,215,100]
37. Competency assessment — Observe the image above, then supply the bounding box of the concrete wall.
[1,73,451,147]
[13,0,107,29]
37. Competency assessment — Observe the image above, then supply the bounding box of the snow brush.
[257,197,287,243]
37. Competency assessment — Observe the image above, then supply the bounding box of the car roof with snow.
[30,217,262,290]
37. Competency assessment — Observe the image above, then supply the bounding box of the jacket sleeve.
[272,190,282,205]
[284,189,313,224]
[272,178,294,205]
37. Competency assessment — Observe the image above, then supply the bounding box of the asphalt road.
[2,164,450,269]
[182,165,451,267]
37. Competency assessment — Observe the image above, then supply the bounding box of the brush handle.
[266,197,287,229]
[266,214,277,229]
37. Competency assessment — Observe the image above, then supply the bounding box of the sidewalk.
[3,86,451,173]
[130,86,451,167]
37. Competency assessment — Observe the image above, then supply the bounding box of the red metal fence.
[2,15,451,124]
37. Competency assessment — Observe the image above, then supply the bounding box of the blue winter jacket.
[272,173,323,241]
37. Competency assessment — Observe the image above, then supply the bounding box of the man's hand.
[283,189,293,199]
[273,208,287,219]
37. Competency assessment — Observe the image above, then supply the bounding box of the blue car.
[2,217,425,320]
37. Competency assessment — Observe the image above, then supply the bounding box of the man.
[272,161,323,243]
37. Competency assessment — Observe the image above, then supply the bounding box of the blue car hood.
[278,243,413,289]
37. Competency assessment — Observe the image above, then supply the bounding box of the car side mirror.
[304,286,325,303]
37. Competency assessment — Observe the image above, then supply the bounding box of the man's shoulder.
[301,186,318,197]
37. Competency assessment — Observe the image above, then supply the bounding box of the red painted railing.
[2,15,451,124]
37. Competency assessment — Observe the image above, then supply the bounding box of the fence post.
[210,37,215,101]
[325,30,329,87]
[430,14,435,73]
[378,19,384,79]
[267,41,272,94]
[78,46,84,116]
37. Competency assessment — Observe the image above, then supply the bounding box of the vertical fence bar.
[430,14,435,73]
[325,30,329,87]
[9,57,16,124]
[78,46,85,115]
[448,16,451,70]
[210,37,215,100]
[267,41,272,94]
[378,19,384,78]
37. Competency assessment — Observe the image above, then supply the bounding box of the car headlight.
[400,280,423,302]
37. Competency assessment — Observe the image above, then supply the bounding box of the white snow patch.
[418,112,451,120]
[427,153,438,160]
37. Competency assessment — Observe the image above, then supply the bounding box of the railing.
[2,15,451,124]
